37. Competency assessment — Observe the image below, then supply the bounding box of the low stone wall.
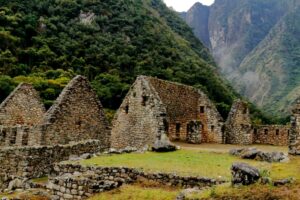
[253,125,289,146]
[49,163,224,199]
[0,140,104,190]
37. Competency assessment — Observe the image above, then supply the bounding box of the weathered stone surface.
[289,98,300,155]
[225,99,252,145]
[240,148,260,159]
[0,140,103,191]
[38,75,110,147]
[152,134,176,152]
[253,125,289,146]
[273,178,293,186]
[231,163,260,185]
[111,76,224,150]
[0,83,46,126]
[48,163,225,200]
[230,148,289,163]
[255,151,289,163]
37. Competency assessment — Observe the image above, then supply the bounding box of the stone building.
[0,83,45,126]
[253,125,289,146]
[225,99,252,145]
[32,75,110,147]
[111,76,224,149]
[289,99,300,155]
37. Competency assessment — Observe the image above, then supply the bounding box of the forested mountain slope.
[0,0,237,118]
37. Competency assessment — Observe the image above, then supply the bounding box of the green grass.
[80,149,272,180]
[88,184,179,200]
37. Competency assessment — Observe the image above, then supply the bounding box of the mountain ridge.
[181,0,300,117]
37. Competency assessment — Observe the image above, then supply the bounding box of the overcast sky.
[163,0,215,12]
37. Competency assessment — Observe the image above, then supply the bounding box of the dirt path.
[174,142,288,153]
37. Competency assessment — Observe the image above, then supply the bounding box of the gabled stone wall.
[225,99,252,145]
[289,99,300,155]
[253,125,289,146]
[111,76,168,149]
[0,83,45,126]
[40,76,110,147]
[147,77,224,144]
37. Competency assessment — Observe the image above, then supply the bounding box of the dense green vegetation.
[0,0,237,117]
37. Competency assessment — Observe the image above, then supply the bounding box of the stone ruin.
[111,76,224,150]
[225,99,290,146]
[38,75,110,146]
[0,83,46,126]
[0,76,110,191]
[289,98,300,155]
[225,99,252,145]
[0,76,110,148]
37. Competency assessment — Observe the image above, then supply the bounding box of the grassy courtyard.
[83,144,300,200]
[80,144,297,180]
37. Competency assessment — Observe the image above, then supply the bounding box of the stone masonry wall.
[225,99,252,145]
[0,125,31,147]
[111,76,167,149]
[48,163,224,199]
[147,77,224,144]
[39,76,110,148]
[289,99,300,155]
[253,125,289,146]
[0,83,45,126]
[0,140,103,190]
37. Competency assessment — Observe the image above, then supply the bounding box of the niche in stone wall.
[264,129,268,135]
[276,129,280,136]
[200,106,205,114]
[22,129,29,146]
[125,105,129,114]
[142,96,149,106]
[175,123,181,139]
[0,129,6,143]
[10,129,17,145]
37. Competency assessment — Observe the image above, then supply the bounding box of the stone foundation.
[0,140,104,190]
[48,163,225,199]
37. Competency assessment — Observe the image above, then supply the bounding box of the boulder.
[229,148,244,156]
[7,178,24,191]
[152,134,176,152]
[240,148,260,159]
[273,178,293,186]
[255,151,289,163]
[231,163,260,185]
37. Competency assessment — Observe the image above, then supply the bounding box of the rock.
[240,148,260,159]
[109,148,121,154]
[69,155,81,161]
[152,134,176,152]
[255,151,289,163]
[231,163,260,185]
[80,153,92,160]
[273,178,293,186]
[229,148,244,156]
[7,178,24,191]
[260,177,272,185]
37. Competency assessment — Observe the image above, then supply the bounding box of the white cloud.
[163,0,215,12]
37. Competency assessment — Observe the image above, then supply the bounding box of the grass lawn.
[89,184,179,200]
[81,149,274,180]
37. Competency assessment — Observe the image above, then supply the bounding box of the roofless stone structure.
[0,83,45,126]
[37,75,110,147]
[289,98,300,155]
[111,76,224,149]
[225,99,252,145]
